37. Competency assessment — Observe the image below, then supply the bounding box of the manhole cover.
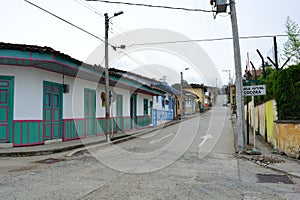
[256,174,294,184]
[36,158,64,164]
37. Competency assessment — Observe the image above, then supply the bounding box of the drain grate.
[36,158,64,164]
[256,174,294,184]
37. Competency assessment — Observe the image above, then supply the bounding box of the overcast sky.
[1,0,299,86]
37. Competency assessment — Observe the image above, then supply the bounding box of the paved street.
[1,95,300,199]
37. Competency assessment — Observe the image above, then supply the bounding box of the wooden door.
[43,82,63,140]
[0,76,14,142]
[84,89,96,136]
[130,94,137,129]
[116,94,123,131]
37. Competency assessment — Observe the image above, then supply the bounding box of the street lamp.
[180,68,189,120]
[104,11,124,142]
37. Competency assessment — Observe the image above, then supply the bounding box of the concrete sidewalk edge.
[236,154,300,179]
[231,115,300,180]
[0,112,203,157]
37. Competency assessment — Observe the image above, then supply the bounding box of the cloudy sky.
[1,0,299,86]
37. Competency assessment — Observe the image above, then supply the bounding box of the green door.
[116,94,123,131]
[130,94,137,129]
[43,81,63,140]
[0,76,14,142]
[84,89,96,136]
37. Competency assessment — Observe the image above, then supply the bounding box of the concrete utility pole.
[180,68,189,120]
[104,11,123,142]
[222,69,232,104]
[180,72,184,120]
[229,0,245,152]
[104,13,110,142]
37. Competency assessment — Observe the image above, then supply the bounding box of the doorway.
[43,81,63,140]
[0,76,14,142]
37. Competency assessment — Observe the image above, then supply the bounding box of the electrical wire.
[79,0,198,69]
[24,0,106,43]
[115,49,146,67]
[85,0,214,12]
[73,0,128,46]
[74,0,166,74]
[127,34,291,47]
[74,0,104,16]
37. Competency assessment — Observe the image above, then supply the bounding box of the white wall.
[137,93,152,116]
[153,96,162,110]
[153,94,173,112]
[0,65,63,120]
[109,87,131,117]
[1,65,152,120]
[66,75,134,118]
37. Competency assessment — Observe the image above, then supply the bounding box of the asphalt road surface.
[1,95,299,199]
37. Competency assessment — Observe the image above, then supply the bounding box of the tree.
[283,17,300,64]
[274,63,300,120]
[171,79,189,89]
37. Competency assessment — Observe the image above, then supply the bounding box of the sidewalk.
[0,113,201,157]
[231,115,300,179]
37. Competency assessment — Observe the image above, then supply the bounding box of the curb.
[67,115,198,157]
[0,113,203,157]
[236,154,300,179]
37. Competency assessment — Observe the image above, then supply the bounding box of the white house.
[0,42,164,147]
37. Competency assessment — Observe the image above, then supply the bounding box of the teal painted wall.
[13,121,44,146]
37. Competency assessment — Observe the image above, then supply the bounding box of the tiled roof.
[152,83,181,96]
[0,42,165,96]
[0,42,82,65]
[110,68,159,84]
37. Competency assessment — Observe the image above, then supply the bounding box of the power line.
[115,49,146,67]
[127,34,290,47]
[24,0,105,43]
[73,0,167,74]
[85,0,214,12]
[74,0,103,16]
[76,0,185,68]
[72,0,129,45]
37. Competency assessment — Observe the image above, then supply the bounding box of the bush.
[274,64,300,120]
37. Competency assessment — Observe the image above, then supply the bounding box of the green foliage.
[255,66,276,103]
[283,17,300,64]
[248,63,300,120]
[274,64,300,120]
[245,65,276,105]
[172,79,189,89]
[244,17,300,119]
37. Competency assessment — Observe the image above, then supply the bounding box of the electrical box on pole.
[211,0,228,14]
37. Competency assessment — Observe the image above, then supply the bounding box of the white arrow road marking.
[150,133,173,144]
[138,130,160,139]
[198,134,213,147]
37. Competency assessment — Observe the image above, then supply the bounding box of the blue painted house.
[152,83,181,126]
[109,69,181,126]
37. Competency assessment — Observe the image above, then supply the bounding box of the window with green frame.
[143,98,148,115]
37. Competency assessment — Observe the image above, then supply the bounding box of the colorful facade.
[245,98,300,158]
[0,43,164,147]
[183,91,198,115]
[152,83,181,126]
[109,70,183,126]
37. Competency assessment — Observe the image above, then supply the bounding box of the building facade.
[0,43,164,147]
